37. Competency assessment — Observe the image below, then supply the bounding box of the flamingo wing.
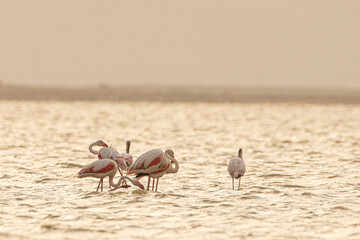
[98,148,110,159]
[228,157,246,177]
[108,147,120,157]
[128,149,165,174]
[99,147,120,160]
[228,157,239,175]
[237,158,246,176]
[78,159,116,175]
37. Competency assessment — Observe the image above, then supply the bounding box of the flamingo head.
[135,180,144,189]
[119,153,133,168]
[116,157,127,171]
[237,148,243,158]
[95,140,108,147]
[166,149,175,162]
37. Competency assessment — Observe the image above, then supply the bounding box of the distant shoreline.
[0,84,359,104]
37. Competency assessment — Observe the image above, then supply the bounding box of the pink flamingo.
[77,159,144,191]
[127,149,179,191]
[228,148,246,190]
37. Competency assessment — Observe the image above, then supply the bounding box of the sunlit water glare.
[0,101,359,239]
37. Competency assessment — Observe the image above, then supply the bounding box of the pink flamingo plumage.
[228,148,246,190]
[77,159,144,191]
[127,149,179,191]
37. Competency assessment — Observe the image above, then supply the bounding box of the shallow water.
[0,101,359,239]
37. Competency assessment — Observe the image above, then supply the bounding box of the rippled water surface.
[1,101,360,239]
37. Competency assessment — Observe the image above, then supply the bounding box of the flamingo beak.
[138,182,144,189]
[102,143,108,147]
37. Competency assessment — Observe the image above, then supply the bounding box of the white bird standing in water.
[127,149,179,191]
[228,148,246,190]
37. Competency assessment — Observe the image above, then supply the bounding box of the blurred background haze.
[0,0,359,89]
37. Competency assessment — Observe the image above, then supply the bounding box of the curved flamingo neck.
[165,150,179,174]
[123,176,139,186]
[89,142,100,155]
[168,159,179,173]
[109,175,140,188]
[109,174,125,188]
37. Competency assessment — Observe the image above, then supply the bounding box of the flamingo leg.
[147,176,150,191]
[155,178,159,192]
[238,177,241,190]
[152,178,155,191]
[232,177,234,190]
[101,178,104,192]
[96,178,102,192]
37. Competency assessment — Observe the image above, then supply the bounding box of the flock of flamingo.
[77,140,246,192]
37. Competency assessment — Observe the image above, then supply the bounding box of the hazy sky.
[0,0,359,88]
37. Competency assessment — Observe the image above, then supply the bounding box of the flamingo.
[228,148,246,190]
[119,140,133,169]
[88,140,128,185]
[127,149,179,191]
[77,159,144,191]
